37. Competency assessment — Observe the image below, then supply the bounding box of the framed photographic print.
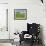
[14,9,27,20]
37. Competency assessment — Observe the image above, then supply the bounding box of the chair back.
[27,23,40,35]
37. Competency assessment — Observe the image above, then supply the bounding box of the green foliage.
[16,12,25,18]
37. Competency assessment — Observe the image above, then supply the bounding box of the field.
[16,12,25,18]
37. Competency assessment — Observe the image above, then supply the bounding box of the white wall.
[8,0,46,45]
[0,0,8,3]
[0,0,14,46]
[0,4,9,39]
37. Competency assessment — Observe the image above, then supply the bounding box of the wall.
[8,0,46,45]
[0,4,9,39]
[0,0,8,3]
[0,0,14,46]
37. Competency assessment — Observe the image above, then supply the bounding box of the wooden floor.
[19,41,43,46]
[0,39,14,43]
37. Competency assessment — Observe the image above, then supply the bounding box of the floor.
[0,43,12,46]
[0,41,43,46]
[19,41,43,46]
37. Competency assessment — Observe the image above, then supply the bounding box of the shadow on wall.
[40,25,45,46]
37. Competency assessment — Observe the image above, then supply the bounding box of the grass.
[16,12,25,18]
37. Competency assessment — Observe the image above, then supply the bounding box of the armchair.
[19,23,40,46]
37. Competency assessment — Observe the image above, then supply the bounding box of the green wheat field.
[16,12,25,18]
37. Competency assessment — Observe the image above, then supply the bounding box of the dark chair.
[19,23,40,45]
